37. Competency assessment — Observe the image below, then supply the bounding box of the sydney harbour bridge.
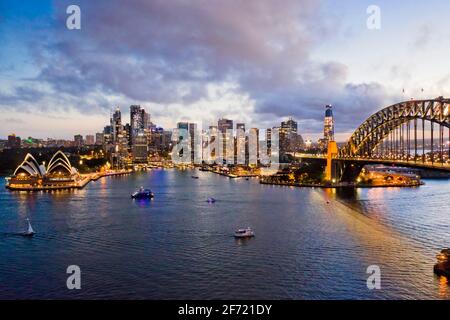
[299,97,450,182]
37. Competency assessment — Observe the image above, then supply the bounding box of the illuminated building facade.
[6,151,82,190]
[323,105,335,143]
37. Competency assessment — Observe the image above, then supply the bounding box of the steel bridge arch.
[339,98,450,158]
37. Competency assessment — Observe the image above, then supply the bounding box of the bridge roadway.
[294,153,450,172]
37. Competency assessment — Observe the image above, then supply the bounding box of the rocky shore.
[434,249,450,278]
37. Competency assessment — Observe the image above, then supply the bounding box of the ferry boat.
[234,227,255,239]
[131,187,154,199]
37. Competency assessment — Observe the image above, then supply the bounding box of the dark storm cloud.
[14,0,397,131]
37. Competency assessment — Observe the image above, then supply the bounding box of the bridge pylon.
[325,141,338,182]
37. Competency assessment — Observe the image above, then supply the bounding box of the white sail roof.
[13,153,45,177]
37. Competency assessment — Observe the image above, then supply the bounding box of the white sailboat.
[23,218,34,237]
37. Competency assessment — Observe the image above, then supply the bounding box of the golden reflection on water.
[439,276,449,298]
[315,189,445,299]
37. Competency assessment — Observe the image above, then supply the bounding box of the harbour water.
[0,169,449,299]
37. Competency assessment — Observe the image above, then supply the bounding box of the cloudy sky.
[1,0,450,141]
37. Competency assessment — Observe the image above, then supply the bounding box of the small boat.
[245,178,250,181]
[234,227,255,238]
[206,197,216,203]
[22,218,34,237]
[191,176,199,179]
[131,187,154,199]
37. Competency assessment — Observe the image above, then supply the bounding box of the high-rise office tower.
[323,105,335,142]
[236,123,246,165]
[7,134,21,148]
[74,134,84,147]
[176,122,189,142]
[173,122,190,160]
[95,133,104,145]
[111,107,122,144]
[85,135,95,146]
[236,123,245,132]
[217,119,233,164]
[249,128,259,166]
[189,123,198,163]
[280,117,302,155]
[266,128,272,157]
[110,107,130,167]
[130,105,148,145]
[281,117,298,135]
[177,122,189,131]
[131,131,148,164]
[102,126,112,149]
[218,118,233,133]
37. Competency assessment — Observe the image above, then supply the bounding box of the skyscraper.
[279,117,303,156]
[176,122,189,142]
[74,134,83,147]
[130,105,148,145]
[218,118,233,133]
[111,107,122,144]
[236,123,246,165]
[131,131,148,164]
[7,134,21,148]
[177,122,189,131]
[85,135,95,146]
[323,105,335,142]
[249,128,259,166]
[236,123,245,132]
[95,133,104,145]
[110,107,130,168]
[189,123,198,163]
[281,117,298,134]
[217,119,233,164]
[266,128,272,157]
[102,126,112,149]
[173,122,190,160]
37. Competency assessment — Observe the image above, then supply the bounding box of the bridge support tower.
[325,141,338,182]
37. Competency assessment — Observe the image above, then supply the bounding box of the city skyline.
[2,1,450,141]
[0,104,316,142]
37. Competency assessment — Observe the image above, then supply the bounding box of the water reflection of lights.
[133,198,154,208]
[438,276,448,297]
[234,237,253,246]
[366,187,386,199]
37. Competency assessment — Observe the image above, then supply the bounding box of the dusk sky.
[1,0,450,141]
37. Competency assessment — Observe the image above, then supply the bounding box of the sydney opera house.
[6,150,86,190]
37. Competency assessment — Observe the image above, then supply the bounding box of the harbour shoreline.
[259,179,423,189]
